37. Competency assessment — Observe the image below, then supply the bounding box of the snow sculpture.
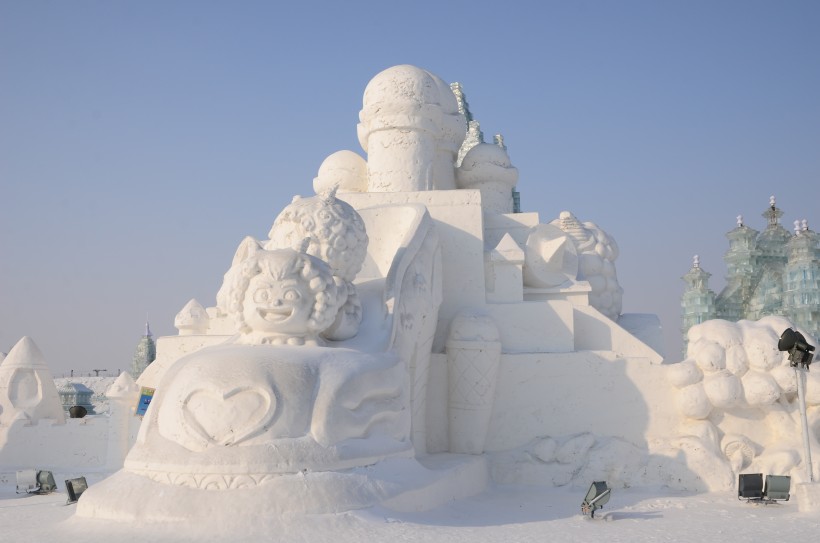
[312,150,367,194]
[265,189,369,341]
[78,64,679,526]
[174,298,209,335]
[668,315,820,481]
[0,336,65,426]
[358,64,466,192]
[456,141,519,214]
[551,211,623,320]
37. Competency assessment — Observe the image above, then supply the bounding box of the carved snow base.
[77,454,488,521]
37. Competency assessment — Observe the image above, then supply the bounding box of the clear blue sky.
[2,1,818,374]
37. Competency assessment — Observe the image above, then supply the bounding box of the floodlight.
[65,477,88,505]
[581,481,611,518]
[69,405,87,418]
[36,470,57,493]
[763,475,790,502]
[738,473,763,501]
[15,469,38,494]
[778,328,815,369]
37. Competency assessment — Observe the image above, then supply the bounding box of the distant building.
[681,197,820,355]
[131,321,156,378]
[58,382,96,414]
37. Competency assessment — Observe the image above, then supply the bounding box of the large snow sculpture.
[78,63,677,527]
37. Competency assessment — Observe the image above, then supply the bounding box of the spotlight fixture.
[581,481,611,518]
[65,476,88,505]
[738,473,763,501]
[763,475,790,502]
[778,328,815,370]
[15,469,57,494]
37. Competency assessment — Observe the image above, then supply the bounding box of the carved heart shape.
[182,386,276,449]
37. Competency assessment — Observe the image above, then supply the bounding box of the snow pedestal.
[795,482,820,512]
[446,313,502,455]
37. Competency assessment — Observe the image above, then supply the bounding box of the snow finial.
[319,184,339,204]
[736,215,743,228]
[802,219,809,231]
[795,220,802,235]
[144,320,152,338]
[493,134,507,151]
[770,195,776,208]
[693,254,700,268]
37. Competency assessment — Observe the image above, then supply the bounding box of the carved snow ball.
[267,191,368,282]
[721,435,756,472]
[723,345,749,377]
[312,150,367,194]
[703,370,742,409]
[741,370,781,406]
[677,383,712,419]
[690,340,726,373]
[744,337,782,372]
[667,359,703,388]
[448,312,500,343]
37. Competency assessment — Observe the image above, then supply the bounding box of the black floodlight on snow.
[581,481,611,518]
[778,328,815,370]
[738,473,764,501]
[763,475,791,502]
[65,477,89,505]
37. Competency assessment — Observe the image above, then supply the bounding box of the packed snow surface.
[0,474,815,543]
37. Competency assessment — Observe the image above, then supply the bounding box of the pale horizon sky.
[2,1,819,374]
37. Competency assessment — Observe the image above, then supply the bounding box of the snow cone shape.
[446,312,501,454]
[0,336,65,425]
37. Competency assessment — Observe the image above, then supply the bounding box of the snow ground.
[1,473,815,543]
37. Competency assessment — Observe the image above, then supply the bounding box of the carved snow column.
[358,65,443,192]
[428,73,466,190]
[104,372,140,470]
[456,142,518,215]
[0,336,65,426]
[446,312,502,454]
[174,298,210,335]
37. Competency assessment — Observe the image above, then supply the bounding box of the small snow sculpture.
[0,336,65,425]
[224,247,343,346]
[522,224,579,288]
[174,298,209,335]
[551,211,623,320]
[456,142,518,214]
[265,189,368,340]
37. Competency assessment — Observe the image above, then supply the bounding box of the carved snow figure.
[551,211,623,320]
[174,298,209,335]
[224,247,344,346]
[265,189,368,341]
[455,141,518,214]
[0,336,65,426]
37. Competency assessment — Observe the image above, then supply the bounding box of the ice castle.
[681,196,820,354]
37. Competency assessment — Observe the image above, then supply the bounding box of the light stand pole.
[795,366,814,482]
